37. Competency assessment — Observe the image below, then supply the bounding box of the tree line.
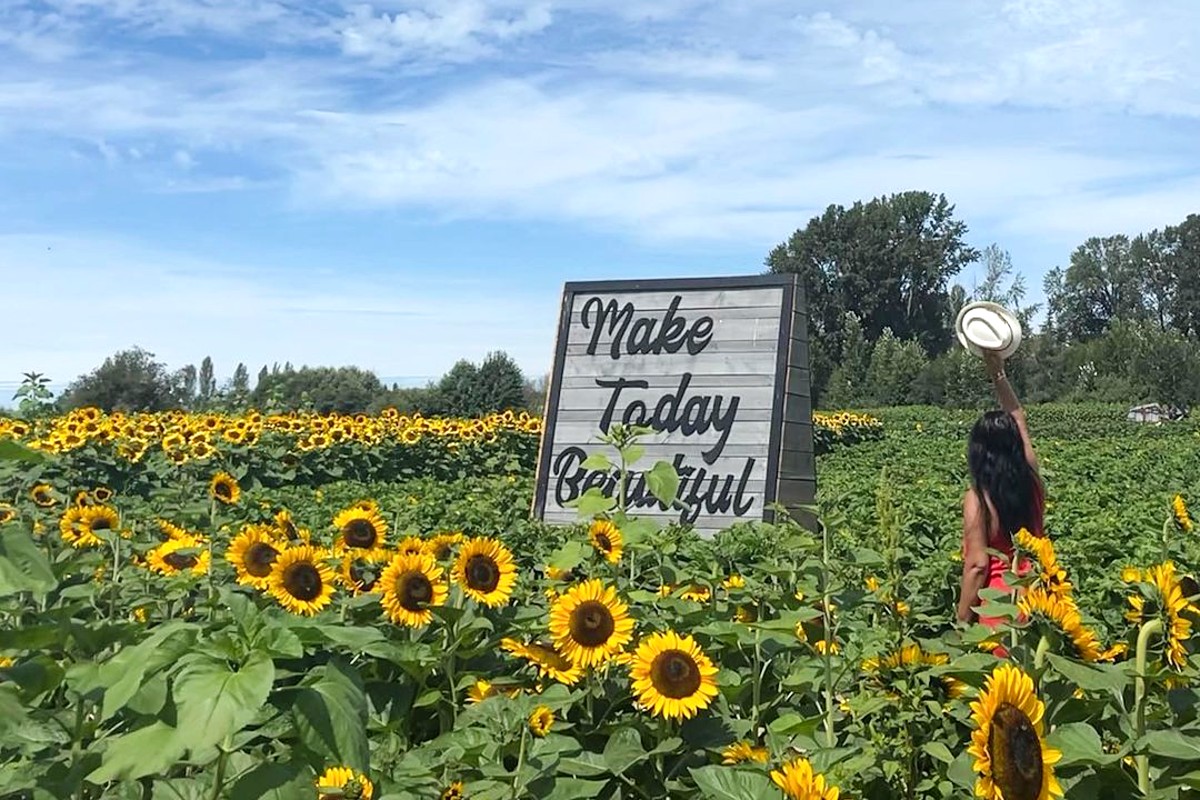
[30,349,545,418]
[767,191,1200,408]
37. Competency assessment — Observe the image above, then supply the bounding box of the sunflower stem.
[209,742,230,800]
[1160,514,1172,565]
[751,629,763,733]
[820,517,836,750]
[1134,617,1164,795]
[510,723,528,799]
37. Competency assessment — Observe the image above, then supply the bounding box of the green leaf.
[602,725,647,774]
[95,621,199,722]
[172,650,275,757]
[689,766,776,800]
[620,444,645,466]
[1046,722,1115,767]
[769,713,822,738]
[229,761,313,800]
[291,659,369,773]
[574,487,616,518]
[542,777,606,800]
[557,751,610,778]
[547,540,590,571]
[0,686,28,739]
[645,460,681,507]
[89,721,184,782]
[1139,729,1200,760]
[580,452,614,471]
[922,741,954,765]
[0,528,56,598]
[0,439,48,463]
[1044,654,1127,694]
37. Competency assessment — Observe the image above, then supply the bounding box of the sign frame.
[531,272,814,532]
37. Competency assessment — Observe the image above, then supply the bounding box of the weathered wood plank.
[559,373,778,390]
[551,414,773,434]
[553,384,775,412]
[560,351,780,377]
[781,422,814,454]
[567,317,782,343]
[569,288,785,314]
[564,338,780,357]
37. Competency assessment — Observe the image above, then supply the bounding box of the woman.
[956,352,1045,629]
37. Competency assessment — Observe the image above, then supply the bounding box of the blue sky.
[2,0,1198,398]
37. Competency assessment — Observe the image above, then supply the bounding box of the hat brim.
[955,301,1022,358]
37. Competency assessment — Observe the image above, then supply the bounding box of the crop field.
[0,404,1197,800]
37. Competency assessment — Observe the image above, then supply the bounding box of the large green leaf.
[171,650,275,756]
[228,761,313,800]
[601,725,647,774]
[89,721,184,782]
[94,622,199,722]
[645,460,681,507]
[0,439,49,463]
[690,766,775,800]
[291,658,369,772]
[0,685,28,739]
[1139,729,1200,760]
[1047,722,1118,767]
[0,528,56,598]
[1044,654,1127,695]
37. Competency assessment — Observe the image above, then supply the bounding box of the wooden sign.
[532,274,814,536]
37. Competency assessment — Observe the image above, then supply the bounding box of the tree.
[475,351,526,413]
[862,329,928,406]
[198,357,216,403]
[1044,236,1146,341]
[178,364,198,408]
[767,191,979,399]
[1164,214,1200,337]
[252,365,386,413]
[60,347,183,412]
[971,244,1039,329]
[257,365,269,388]
[434,360,483,417]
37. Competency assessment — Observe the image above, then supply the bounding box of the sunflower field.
[0,403,1198,800]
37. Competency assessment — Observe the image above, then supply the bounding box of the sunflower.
[30,484,56,507]
[721,574,746,590]
[0,504,17,525]
[549,579,635,669]
[315,765,374,799]
[61,505,121,548]
[379,551,448,627]
[680,585,711,603]
[209,472,240,505]
[225,524,282,590]
[861,643,967,699]
[267,545,336,616]
[425,531,464,560]
[396,536,426,557]
[628,630,719,721]
[156,518,197,542]
[500,638,583,686]
[528,705,554,737]
[968,664,1063,800]
[91,486,114,503]
[273,509,309,544]
[1172,494,1192,532]
[339,548,393,594]
[332,506,388,551]
[452,537,517,607]
[722,741,769,765]
[440,782,464,800]
[1018,587,1103,662]
[146,535,211,576]
[588,519,623,563]
[1128,561,1196,670]
[770,757,841,800]
[1015,529,1072,598]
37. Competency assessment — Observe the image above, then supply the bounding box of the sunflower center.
[283,563,324,601]
[651,650,703,699]
[595,533,612,551]
[280,519,300,541]
[90,517,114,531]
[164,551,197,571]
[465,554,501,592]
[399,572,434,611]
[245,542,278,577]
[989,702,1043,800]
[343,519,378,548]
[214,481,233,500]
[569,600,616,647]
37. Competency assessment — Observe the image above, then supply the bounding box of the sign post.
[532,274,814,536]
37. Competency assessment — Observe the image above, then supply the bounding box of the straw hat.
[955,301,1022,359]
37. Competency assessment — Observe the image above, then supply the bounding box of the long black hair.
[967,410,1039,539]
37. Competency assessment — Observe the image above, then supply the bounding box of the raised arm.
[957,489,991,623]
[983,352,1038,473]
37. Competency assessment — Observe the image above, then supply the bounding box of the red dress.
[974,479,1045,631]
